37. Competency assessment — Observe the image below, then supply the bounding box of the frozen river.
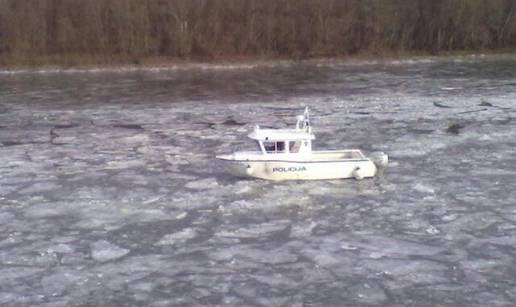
[0,55,515,306]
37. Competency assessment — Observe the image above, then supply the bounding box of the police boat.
[216,107,388,181]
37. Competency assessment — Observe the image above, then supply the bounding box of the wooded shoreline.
[1,0,515,68]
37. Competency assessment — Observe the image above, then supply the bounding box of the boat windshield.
[263,141,286,154]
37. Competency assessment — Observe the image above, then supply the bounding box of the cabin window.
[277,141,285,153]
[289,141,301,153]
[263,141,286,153]
[264,142,276,153]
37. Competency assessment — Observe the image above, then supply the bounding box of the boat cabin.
[247,110,315,155]
[248,127,315,155]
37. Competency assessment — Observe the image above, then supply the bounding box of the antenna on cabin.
[302,107,310,131]
[296,107,311,131]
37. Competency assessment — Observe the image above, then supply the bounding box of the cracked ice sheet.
[0,55,515,306]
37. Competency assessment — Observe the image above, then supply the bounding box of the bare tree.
[0,0,514,66]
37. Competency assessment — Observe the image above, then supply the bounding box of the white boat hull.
[220,158,378,181]
[215,108,388,181]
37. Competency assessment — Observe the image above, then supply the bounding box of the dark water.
[0,55,515,306]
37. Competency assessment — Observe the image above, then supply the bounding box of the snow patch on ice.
[185,178,219,190]
[209,246,298,264]
[90,240,130,262]
[216,220,291,239]
[104,160,144,170]
[156,228,197,245]
[290,221,317,238]
[47,243,75,254]
[414,183,436,194]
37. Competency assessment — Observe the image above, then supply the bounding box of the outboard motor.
[370,151,389,169]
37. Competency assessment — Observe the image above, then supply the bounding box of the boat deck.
[217,149,368,162]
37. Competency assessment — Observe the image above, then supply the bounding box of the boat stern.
[369,151,389,169]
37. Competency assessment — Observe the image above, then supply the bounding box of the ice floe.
[0,54,515,305]
[156,228,197,245]
[90,240,130,262]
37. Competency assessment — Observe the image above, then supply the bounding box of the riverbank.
[1,49,515,74]
[2,0,514,72]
